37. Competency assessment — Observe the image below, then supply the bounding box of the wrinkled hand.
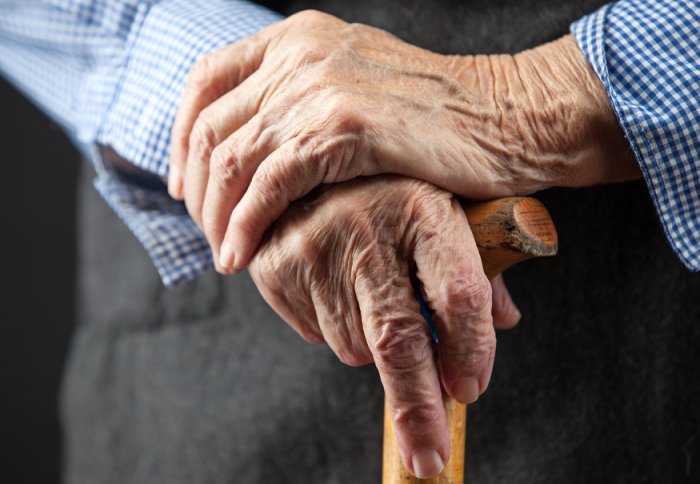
[248,175,520,478]
[169,10,637,272]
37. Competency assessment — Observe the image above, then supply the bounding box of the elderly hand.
[168,10,638,272]
[247,175,520,478]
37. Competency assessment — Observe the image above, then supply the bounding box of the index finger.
[413,198,496,404]
[354,250,449,479]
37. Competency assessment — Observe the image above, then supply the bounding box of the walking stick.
[382,197,559,483]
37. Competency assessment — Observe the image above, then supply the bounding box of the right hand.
[248,175,521,478]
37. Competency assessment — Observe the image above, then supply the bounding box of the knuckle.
[336,348,372,367]
[251,164,286,202]
[283,229,320,265]
[189,114,217,161]
[391,400,442,435]
[297,235,320,261]
[321,87,352,113]
[210,144,242,190]
[442,276,492,315]
[187,54,216,93]
[321,90,365,134]
[291,9,335,26]
[295,40,331,64]
[345,22,369,36]
[372,318,432,374]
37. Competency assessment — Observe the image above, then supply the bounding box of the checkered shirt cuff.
[571,0,700,271]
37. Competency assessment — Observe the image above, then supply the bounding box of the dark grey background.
[0,76,79,484]
[2,1,699,483]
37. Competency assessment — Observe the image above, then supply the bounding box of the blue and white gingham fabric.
[0,1,698,286]
[572,0,700,271]
[0,0,281,285]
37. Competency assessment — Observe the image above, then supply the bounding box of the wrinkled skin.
[168,10,638,271]
[248,176,520,477]
[165,9,642,478]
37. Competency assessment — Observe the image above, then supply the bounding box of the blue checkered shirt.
[0,1,697,286]
[572,0,700,272]
[0,0,281,285]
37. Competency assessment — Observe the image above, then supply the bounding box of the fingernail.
[412,448,444,479]
[212,251,226,274]
[168,165,182,199]
[454,377,480,404]
[219,242,236,270]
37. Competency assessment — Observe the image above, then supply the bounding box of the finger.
[196,69,320,257]
[309,285,373,367]
[413,197,496,405]
[182,109,218,231]
[220,131,363,271]
[200,111,287,267]
[169,23,282,199]
[490,274,521,330]
[248,249,325,345]
[184,58,288,214]
[183,64,281,231]
[355,250,448,479]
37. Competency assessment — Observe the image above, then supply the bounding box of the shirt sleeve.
[571,0,700,271]
[0,0,282,286]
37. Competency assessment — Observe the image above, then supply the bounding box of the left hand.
[169,10,638,273]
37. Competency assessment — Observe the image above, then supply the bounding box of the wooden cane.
[382,197,558,483]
